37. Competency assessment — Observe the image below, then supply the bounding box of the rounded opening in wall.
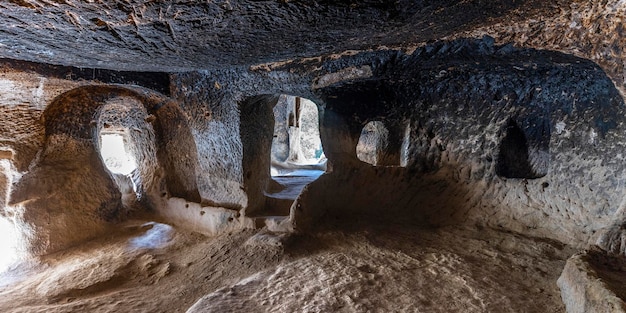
[95,97,156,208]
[100,133,137,175]
[357,121,389,166]
[356,120,407,167]
[495,119,549,179]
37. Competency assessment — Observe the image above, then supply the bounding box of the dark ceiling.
[0,0,567,72]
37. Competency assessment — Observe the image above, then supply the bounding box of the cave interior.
[1,0,626,312]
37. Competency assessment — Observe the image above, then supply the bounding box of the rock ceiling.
[0,0,571,71]
[3,1,626,312]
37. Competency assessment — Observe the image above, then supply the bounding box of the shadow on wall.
[290,38,625,247]
[7,85,200,255]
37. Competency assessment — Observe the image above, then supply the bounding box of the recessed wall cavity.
[496,119,550,179]
[356,121,390,166]
[96,97,160,209]
[356,121,406,167]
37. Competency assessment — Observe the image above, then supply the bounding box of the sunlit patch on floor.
[128,222,174,250]
[0,217,19,275]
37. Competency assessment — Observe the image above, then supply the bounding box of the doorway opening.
[265,95,326,216]
[271,95,326,176]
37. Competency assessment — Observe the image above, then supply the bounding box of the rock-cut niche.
[496,119,550,179]
[356,120,408,167]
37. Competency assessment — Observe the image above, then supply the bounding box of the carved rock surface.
[558,247,626,313]
[0,0,570,71]
[1,1,626,312]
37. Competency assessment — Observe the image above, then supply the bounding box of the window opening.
[100,132,137,175]
[0,160,18,275]
[0,215,17,275]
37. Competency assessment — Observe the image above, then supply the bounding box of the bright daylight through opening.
[270,95,326,177]
[100,133,137,175]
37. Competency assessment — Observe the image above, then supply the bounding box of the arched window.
[96,97,156,206]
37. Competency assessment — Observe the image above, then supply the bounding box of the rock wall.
[1,36,625,255]
[464,0,626,95]
[0,70,83,171]
[558,247,626,313]
[287,38,626,247]
[170,72,248,209]
[0,70,207,254]
[240,95,279,215]
[3,2,626,312]
[0,63,295,254]
[0,0,567,71]
[271,95,292,165]
[161,38,626,248]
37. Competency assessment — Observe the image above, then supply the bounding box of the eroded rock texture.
[558,247,626,313]
[1,1,626,312]
[0,0,572,71]
[290,39,624,248]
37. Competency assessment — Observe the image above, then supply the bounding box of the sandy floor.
[0,220,575,313]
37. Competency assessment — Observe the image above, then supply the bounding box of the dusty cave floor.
[0,220,576,313]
